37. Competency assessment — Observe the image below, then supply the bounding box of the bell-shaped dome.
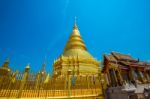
[63,19,94,59]
[64,20,87,51]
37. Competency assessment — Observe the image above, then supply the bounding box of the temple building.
[102,52,150,87]
[102,52,150,99]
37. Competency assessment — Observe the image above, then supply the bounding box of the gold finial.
[25,63,30,69]
[2,58,9,68]
[5,58,9,63]
[25,64,30,72]
[75,16,77,24]
[73,16,78,29]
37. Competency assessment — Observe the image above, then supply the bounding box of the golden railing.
[0,70,104,98]
[0,88,101,98]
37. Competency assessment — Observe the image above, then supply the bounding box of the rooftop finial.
[5,58,9,63]
[40,56,47,74]
[75,16,77,23]
[2,58,10,68]
[26,63,30,69]
[73,16,78,29]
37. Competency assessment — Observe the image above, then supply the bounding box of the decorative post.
[53,72,57,97]
[87,75,89,89]
[44,74,50,99]
[100,74,105,98]
[7,70,18,99]
[67,69,72,97]
[17,64,30,98]
[35,72,40,90]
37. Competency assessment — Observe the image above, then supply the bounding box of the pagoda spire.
[64,17,87,52]
[73,16,78,29]
[40,57,47,75]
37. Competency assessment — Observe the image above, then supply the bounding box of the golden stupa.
[0,18,104,99]
[53,18,100,76]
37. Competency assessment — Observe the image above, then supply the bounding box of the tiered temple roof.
[102,52,150,88]
[111,52,137,62]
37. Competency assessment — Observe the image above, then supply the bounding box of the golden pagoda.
[51,18,104,99]
[53,18,100,76]
[0,19,104,99]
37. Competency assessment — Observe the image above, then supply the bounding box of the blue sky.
[0,0,150,73]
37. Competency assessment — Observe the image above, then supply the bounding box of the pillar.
[138,71,145,83]
[113,69,118,86]
[107,70,112,86]
[130,68,135,81]
[118,69,123,85]
[17,64,30,98]
[67,70,72,97]
[144,72,150,82]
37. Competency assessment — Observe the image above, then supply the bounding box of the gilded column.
[34,72,41,90]
[67,70,72,97]
[17,64,30,98]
